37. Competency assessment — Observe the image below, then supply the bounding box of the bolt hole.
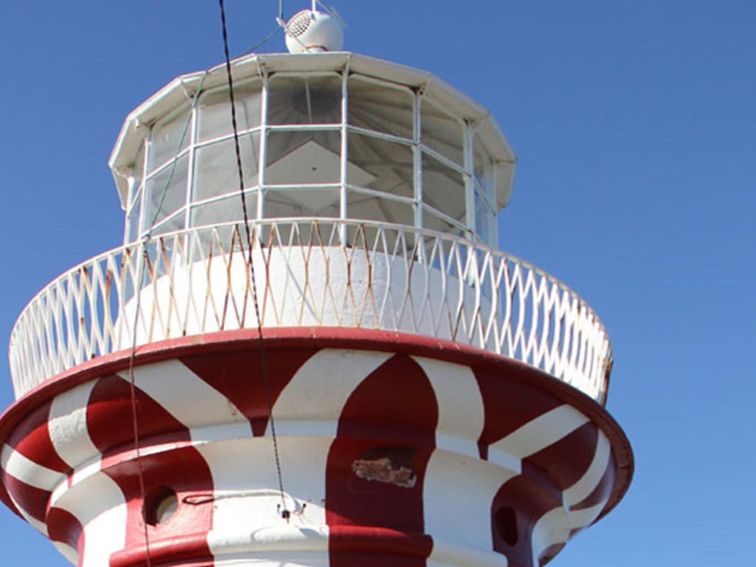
[144,487,178,527]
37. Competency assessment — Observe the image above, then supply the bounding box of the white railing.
[8,220,612,403]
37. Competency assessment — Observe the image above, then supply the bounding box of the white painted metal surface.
[9,219,612,402]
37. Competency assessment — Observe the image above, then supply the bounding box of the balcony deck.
[8,220,612,403]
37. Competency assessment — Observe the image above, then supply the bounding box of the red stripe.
[526,422,598,492]
[101,446,214,563]
[87,374,191,454]
[180,347,317,436]
[538,542,565,565]
[327,354,437,567]
[47,506,85,557]
[474,367,562,460]
[109,531,214,567]
[6,399,69,473]
[488,423,600,566]
[2,473,51,524]
[490,474,559,567]
[86,375,214,563]
[330,526,433,567]
[571,452,616,512]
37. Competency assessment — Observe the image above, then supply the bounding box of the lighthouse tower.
[0,8,632,567]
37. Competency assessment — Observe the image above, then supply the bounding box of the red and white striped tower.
[0,9,632,567]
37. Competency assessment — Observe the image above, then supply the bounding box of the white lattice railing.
[9,220,613,403]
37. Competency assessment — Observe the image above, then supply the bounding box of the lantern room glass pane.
[198,81,262,142]
[148,107,191,172]
[474,136,496,209]
[126,189,142,242]
[347,133,413,198]
[192,192,257,228]
[348,76,414,140]
[475,188,496,246]
[422,152,466,225]
[132,142,145,199]
[266,131,341,185]
[194,133,261,202]
[268,74,342,125]
[265,188,340,218]
[152,210,185,237]
[144,155,189,229]
[348,190,413,226]
[421,99,464,166]
[423,209,464,237]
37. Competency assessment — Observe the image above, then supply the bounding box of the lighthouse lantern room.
[109,52,513,248]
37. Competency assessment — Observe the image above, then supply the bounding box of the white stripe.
[1,444,62,490]
[53,541,78,564]
[203,437,331,554]
[49,381,101,471]
[207,554,329,566]
[206,349,390,562]
[207,524,329,565]
[116,359,252,441]
[489,405,589,462]
[53,472,127,567]
[568,499,610,531]
[412,356,484,458]
[50,479,68,508]
[530,507,569,565]
[424,451,517,560]
[269,349,392,437]
[563,431,610,506]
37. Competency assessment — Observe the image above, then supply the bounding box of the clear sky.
[1,1,754,565]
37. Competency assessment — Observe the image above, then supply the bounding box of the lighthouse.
[0,6,632,567]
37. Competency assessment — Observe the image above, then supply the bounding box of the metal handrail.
[8,219,612,403]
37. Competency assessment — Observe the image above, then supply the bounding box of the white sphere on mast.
[285,9,344,53]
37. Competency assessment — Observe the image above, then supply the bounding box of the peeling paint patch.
[352,457,417,488]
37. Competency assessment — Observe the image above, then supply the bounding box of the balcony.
[9,219,612,403]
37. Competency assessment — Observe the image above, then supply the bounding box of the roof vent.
[284,9,343,54]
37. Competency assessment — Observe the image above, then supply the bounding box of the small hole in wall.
[144,487,178,527]
[494,506,518,546]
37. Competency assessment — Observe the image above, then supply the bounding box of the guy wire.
[217,0,289,518]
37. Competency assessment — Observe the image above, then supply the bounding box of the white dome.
[285,10,343,54]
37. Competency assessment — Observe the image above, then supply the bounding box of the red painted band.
[109,531,213,567]
[0,327,633,523]
[330,525,433,558]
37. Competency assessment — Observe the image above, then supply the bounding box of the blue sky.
[1,1,754,565]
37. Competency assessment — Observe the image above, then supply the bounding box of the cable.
[147,72,209,231]
[124,7,290,562]
[126,250,153,567]
[240,0,286,56]
[218,0,289,519]
[125,70,209,567]
[241,24,281,56]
